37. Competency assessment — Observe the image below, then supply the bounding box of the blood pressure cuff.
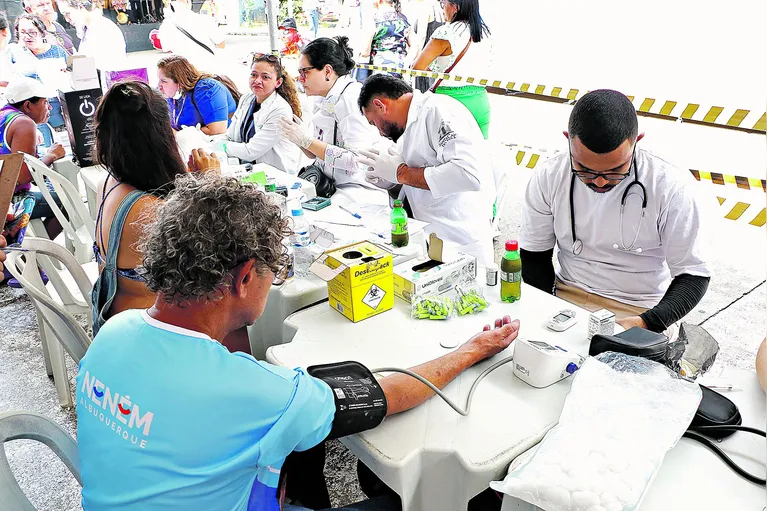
[589,327,669,362]
[689,385,742,439]
[307,361,387,440]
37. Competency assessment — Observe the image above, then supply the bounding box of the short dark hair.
[94,80,187,196]
[301,36,356,77]
[358,74,413,112]
[568,89,638,154]
[10,97,45,110]
[0,11,9,31]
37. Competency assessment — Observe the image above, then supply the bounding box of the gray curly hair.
[141,173,291,304]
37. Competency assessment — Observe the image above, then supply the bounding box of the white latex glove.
[364,172,398,190]
[278,114,313,149]
[357,146,404,185]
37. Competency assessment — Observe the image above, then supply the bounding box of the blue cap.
[291,209,303,216]
[566,362,579,375]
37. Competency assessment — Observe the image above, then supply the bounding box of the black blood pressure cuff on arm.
[307,361,387,440]
[640,274,711,333]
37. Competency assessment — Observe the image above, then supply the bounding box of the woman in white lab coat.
[278,36,389,204]
[223,53,301,173]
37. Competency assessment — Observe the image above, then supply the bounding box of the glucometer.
[546,309,577,332]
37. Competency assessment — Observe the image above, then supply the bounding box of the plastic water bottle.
[290,208,314,278]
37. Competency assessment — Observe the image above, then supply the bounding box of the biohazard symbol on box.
[362,284,386,310]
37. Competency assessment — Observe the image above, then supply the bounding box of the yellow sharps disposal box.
[310,241,394,322]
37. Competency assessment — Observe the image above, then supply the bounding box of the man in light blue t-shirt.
[76,173,520,511]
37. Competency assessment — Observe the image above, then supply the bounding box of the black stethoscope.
[570,151,647,255]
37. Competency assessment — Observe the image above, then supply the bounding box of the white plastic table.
[248,230,428,360]
[500,368,767,510]
[77,163,318,221]
[267,283,602,511]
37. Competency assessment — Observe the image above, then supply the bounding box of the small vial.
[486,263,499,286]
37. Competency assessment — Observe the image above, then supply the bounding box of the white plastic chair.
[23,153,96,264]
[5,240,92,408]
[0,411,81,511]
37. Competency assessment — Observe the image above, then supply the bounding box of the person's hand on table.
[462,315,521,359]
[188,148,220,173]
[277,115,313,149]
[616,315,646,331]
[357,146,404,185]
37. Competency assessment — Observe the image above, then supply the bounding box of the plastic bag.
[490,352,702,511]
[411,295,455,320]
[667,323,719,379]
[452,264,488,316]
[453,285,488,316]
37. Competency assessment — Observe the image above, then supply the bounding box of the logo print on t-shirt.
[79,371,155,449]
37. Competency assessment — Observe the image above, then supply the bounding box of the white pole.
[266,0,279,52]
[288,0,294,17]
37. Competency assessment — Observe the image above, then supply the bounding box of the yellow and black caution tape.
[356,63,766,134]
[501,143,767,193]
[717,196,766,227]
[689,170,766,193]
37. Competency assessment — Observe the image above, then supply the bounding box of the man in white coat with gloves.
[356,74,495,264]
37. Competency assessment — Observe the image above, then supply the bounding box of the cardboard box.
[311,241,394,323]
[0,154,24,232]
[59,87,103,167]
[103,68,149,93]
[393,233,477,303]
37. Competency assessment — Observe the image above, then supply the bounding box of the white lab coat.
[226,91,300,174]
[311,74,388,204]
[159,3,225,73]
[396,91,496,264]
[77,15,126,71]
[519,148,712,308]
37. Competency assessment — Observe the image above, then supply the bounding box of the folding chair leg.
[35,305,54,377]
[44,322,74,408]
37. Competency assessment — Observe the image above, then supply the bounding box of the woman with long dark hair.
[91,80,219,335]
[412,0,492,138]
[223,53,302,173]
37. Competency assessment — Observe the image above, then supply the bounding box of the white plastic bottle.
[290,207,314,278]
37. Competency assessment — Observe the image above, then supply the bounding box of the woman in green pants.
[411,0,491,139]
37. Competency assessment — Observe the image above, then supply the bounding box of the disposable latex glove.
[364,172,398,190]
[357,146,404,185]
[278,114,313,149]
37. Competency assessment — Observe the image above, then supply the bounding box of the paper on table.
[308,205,364,227]
[341,203,429,236]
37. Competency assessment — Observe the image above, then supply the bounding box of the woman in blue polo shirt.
[156,55,239,135]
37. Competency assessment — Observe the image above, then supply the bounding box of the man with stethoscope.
[520,89,711,334]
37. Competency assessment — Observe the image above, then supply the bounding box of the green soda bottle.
[390,200,409,247]
[500,240,522,302]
